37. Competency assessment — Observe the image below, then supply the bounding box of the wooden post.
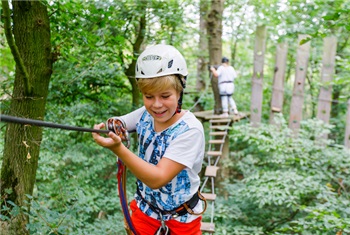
[270,42,288,125]
[316,36,337,135]
[250,25,267,127]
[288,35,311,134]
[345,99,350,148]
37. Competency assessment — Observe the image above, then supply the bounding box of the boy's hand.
[92,123,122,149]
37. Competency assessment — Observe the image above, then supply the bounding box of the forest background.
[0,0,350,234]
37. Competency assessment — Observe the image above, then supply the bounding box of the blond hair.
[137,75,184,94]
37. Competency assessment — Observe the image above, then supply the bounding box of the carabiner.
[106,117,130,148]
[154,213,170,235]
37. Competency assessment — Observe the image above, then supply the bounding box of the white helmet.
[135,44,188,80]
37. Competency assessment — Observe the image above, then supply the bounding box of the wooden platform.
[193,110,249,122]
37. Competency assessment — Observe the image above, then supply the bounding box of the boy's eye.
[162,95,170,99]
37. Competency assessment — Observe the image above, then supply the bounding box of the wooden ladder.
[200,118,232,233]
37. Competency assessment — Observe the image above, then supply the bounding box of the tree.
[122,0,147,109]
[207,0,225,114]
[192,0,210,112]
[0,1,53,234]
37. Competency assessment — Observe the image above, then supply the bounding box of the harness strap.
[182,191,207,216]
[136,187,207,218]
[219,80,233,84]
[220,94,233,97]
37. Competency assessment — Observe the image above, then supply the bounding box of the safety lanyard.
[109,117,139,235]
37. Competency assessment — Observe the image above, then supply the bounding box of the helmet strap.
[175,75,186,114]
[176,91,184,113]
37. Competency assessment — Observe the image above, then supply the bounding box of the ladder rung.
[201,193,216,201]
[210,125,229,130]
[210,119,230,123]
[207,151,222,156]
[210,131,226,136]
[205,166,219,177]
[201,222,215,232]
[209,139,225,144]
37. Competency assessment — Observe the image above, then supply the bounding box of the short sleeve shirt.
[217,65,237,83]
[118,107,205,223]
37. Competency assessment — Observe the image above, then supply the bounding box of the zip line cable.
[0,114,109,134]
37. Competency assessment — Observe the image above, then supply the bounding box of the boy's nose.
[153,98,163,107]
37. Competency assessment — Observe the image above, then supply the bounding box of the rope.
[188,72,213,111]
[113,120,139,235]
[117,159,139,235]
[0,114,109,134]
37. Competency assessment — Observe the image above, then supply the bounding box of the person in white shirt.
[210,57,239,117]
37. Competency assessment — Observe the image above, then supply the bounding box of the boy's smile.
[143,88,182,131]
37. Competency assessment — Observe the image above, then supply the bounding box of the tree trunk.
[124,13,146,109]
[250,25,267,126]
[0,1,53,234]
[288,35,311,134]
[207,0,225,114]
[194,0,210,112]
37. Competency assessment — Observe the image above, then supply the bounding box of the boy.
[92,44,205,235]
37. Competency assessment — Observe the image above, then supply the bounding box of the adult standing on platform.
[210,57,239,117]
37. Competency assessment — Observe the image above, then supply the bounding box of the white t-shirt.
[217,65,237,95]
[217,65,237,83]
[117,106,205,223]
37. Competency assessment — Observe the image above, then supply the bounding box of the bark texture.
[207,0,225,114]
[1,1,53,234]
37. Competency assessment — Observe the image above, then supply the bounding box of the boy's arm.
[92,123,185,189]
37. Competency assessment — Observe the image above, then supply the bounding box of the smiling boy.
[92,44,205,235]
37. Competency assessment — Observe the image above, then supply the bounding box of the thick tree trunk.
[0,1,53,234]
[207,0,225,114]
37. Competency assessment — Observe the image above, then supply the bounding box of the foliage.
[0,127,138,234]
[223,0,350,145]
[213,115,350,234]
[1,0,350,234]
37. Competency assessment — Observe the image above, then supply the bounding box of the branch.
[2,0,32,95]
[265,209,300,232]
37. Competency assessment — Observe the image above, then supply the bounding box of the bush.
[23,130,136,234]
[214,116,350,234]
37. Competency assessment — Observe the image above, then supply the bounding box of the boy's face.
[142,87,180,127]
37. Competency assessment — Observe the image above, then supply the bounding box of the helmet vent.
[168,60,173,68]
[157,68,163,74]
